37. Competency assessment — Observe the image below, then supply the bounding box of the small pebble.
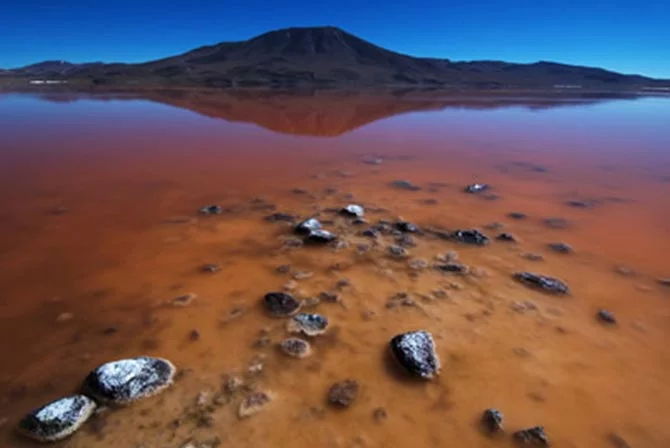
[372,407,388,422]
[238,392,272,418]
[496,232,518,243]
[481,408,504,433]
[508,212,527,220]
[276,264,291,274]
[548,242,573,254]
[388,245,409,259]
[514,426,549,446]
[597,309,617,325]
[293,271,314,280]
[201,264,221,273]
[408,258,429,270]
[189,330,201,341]
[614,265,635,277]
[280,338,312,358]
[171,293,196,307]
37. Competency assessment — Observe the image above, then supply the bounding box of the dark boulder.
[295,218,322,234]
[305,229,337,244]
[480,408,504,433]
[514,272,569,295]
[597,309,617,325]
[18,395,97,442]
[465,183,491,194]
[340,204,365,218]
[547,242,573,254]
[514,426,549,446]
[82,357,176,404]
[199,205,222,215]
[450,229,490,246]
[389,330,440,379]
[394,221,419,233]
[264,292,302,317]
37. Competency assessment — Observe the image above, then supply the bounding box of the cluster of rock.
[18,357,176,442]
[480,408,549,446]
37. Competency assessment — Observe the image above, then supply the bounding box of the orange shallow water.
[0,90,669,448]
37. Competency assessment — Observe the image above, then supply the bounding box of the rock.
[547,242,573,254]
[396,234,416,248]
[484,222,504,231]
[263,292,301,317]
[340,204,365,218]
[508,212,527,220]
[606,433,632,448]
[238,392,272,418]
[276,264,291,274]
[265,212,295,222]
[465,183,490,194]
[279,338,312,358]
[394,221,419,233]
[514,272,569,295]
[450,229,490,246]
[514,426,549,446]
[543,217,569,229]
[319,291,341,303]
[200,264,221,273]
[296,218,322,234]
[435,251,459,263]
[305,229,337,244]
[362,228,380,238]
[388,245,409,259]
[496,233,518,243]
[658,278,670,287]
[199,205,222,215]
[171,293,197,307]
[386,292,417,309]
[408,258,429,271]
[566,199,600,208]
[390,180,421,191]
[481,408,504,433]
[189,330,201,341]
[614,265,635,277]
[83,357,176,404]
[434,263,469,274]
[389,330,440,379]
[287,313,329,336]
[328,380,360,407]
[56,312,74,322]
[17,395,97,442]
[597,309,617,325]
[352,217,367,225]
[293,271,314,280]
[291,187,309,195]
[522,252,545,262]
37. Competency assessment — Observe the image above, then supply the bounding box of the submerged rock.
[597,309,617,325]
[396,234,416,248]
[514,272,569,295]
[18,395,97,442]
[199,205,222,215]
[340,204,365,218]
[287,313,329,336]
[508,212,527,220]
[295,218,322,234]
[238,391,272,418]
[328,380,360,407]
[389,330,440,379]
[263,292,301,317]
[658,278,670,287]
[280,338,312,358]
[200,263,221,273]
[464,183,491,194]
[514,426,549,446]
[83,357,176,404]
[481,408,504,433]
[543,217,570,229]
[305,229,337,244]
[265,212,295,222]
[390,180,421,191]
[450,229,490,246]
[547,242,573,254]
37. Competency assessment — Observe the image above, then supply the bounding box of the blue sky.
[1,0,668,78]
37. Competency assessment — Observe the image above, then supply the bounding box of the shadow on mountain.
[27,88,640,137]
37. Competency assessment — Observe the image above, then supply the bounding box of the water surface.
[0,90,669,447]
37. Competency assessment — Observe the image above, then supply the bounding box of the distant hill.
[2,26,668,89]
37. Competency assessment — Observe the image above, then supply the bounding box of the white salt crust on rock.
[83,356,176,404]
[18,394,97,442]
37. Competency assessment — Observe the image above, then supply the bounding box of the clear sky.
[1,0,668,78]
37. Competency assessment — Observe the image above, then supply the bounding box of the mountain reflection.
[29,88,638,137]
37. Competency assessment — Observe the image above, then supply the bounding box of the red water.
[0,90,669,447]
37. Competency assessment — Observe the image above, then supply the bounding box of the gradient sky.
[1,0,669,77]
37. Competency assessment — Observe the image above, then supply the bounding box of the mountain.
[22,89,640,137]
[2,27,668,89]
